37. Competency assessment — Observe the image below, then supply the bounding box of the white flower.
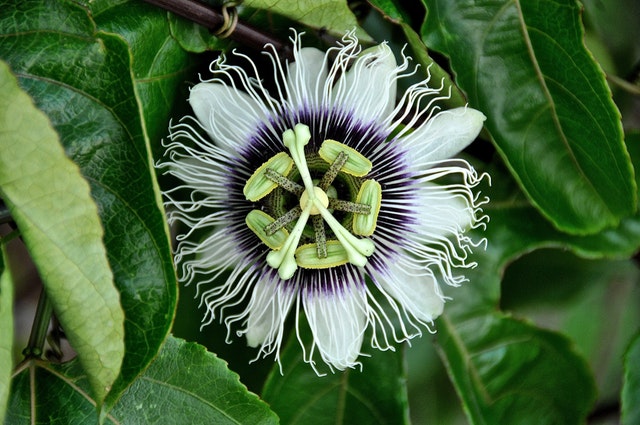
[159,31,488,374]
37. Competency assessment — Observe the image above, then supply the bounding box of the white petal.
[399,107,486,165]
[414,182,476,234]
[245,278,294,349]
[333,43,398,123]
[377,263,444,324]
[303,284,368,371]
[189,82,268,152]
[287,47,328,108]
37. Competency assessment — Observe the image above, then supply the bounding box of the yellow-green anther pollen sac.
[353,180,382,236]
[243,152,294,201]
[245,210,289,249]
[319,139,372,177]
[296,241,349,268]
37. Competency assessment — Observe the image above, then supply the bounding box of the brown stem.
[142,0,293,58]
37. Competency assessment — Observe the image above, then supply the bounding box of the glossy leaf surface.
[112,336,279,424]
[423,0,636,234]
[7,336,277,424]
[0,0,178,408]
[0,59,124,403]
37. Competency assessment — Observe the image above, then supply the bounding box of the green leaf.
[8,336,277,424]
[111,336,278,424]
[0,60,124,403]
[0,244,14,422]
[8,360,109,424]
[262,328,409,425]
[437,314,596,424]
[244,0,371,40]
[0,0,178,408]
[422,0,636,234]
[502,250,640,404]
[622,333,640,425]
[84,0,196,148]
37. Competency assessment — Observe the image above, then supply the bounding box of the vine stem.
[22,286,53,359]
[142,0,293,59]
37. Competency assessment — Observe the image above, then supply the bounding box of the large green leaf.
[0,0,178,409]
[262,328,409,425]
[422,0,636,234]
[112,336,278,424]
[0,244,13,422]
[0,60,124,403]
[9,360,110,424]
[434,244,597,423]
[437,313,595,424]
[622,333,640,425]
[7,336,277,424]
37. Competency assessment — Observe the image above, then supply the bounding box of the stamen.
[282,124,314,193]
[264,206,302,236]
[319,139,372,177]
[264,169,304,195]
[266,203,312,280]
[319,151,349,190]
[245,210,289,249]
[353,179,382,236]
[295,240,349,269]
[315,202,374,267]
[243,152,294,201]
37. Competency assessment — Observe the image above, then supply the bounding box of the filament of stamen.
[264,206,302,236]
[264,169,304,195]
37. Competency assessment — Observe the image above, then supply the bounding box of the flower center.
[243,124,381,280]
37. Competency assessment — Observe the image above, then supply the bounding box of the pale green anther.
[266,203,312,280]
[353,179,382,236]
[315,202,374,267]
[283,124,314,193]
[246,210,289,249]
[243,152,294,202]
[296,240,349,269]
[318,139,372,177]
